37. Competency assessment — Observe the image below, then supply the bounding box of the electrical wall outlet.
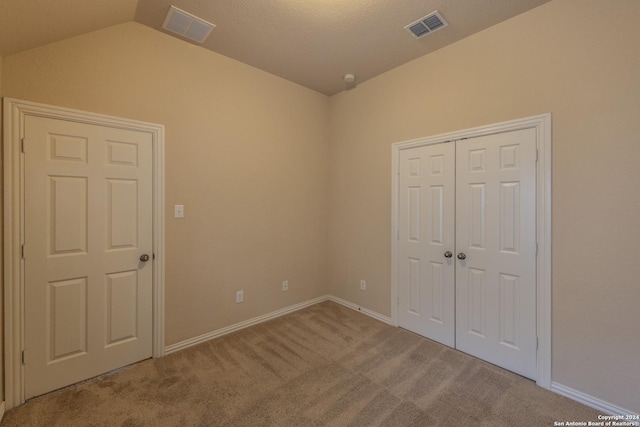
[282,280,289,292]
[360,280,367,291]
[236,290,244,303]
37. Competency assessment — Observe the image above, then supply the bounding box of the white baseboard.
[551,382,638,417]
[164,295,329,354]
[164,294,392,354]
[326,295,393,325]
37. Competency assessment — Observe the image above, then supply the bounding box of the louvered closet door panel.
[455,128,537,379]
[397,143,456,347]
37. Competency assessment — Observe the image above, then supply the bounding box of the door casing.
[3,98,166,409]
[391,113,552,389]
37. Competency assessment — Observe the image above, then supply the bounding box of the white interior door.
[397,143,455,346]
[24,115,153,399]
[455,128,537,379]
[396,127,537,380]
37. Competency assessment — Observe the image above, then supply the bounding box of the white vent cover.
[405,11,448,39]
[162,5,215,43]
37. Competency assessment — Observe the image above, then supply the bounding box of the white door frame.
[391,113,552,389]
[3,98,166,409]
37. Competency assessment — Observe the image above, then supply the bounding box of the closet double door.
[397,128,537,379]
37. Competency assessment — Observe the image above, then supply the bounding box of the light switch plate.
[174,204,184,218]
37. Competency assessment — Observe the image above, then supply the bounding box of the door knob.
[140,254,150,262]
[444,251,453,258]
[457,253,466,260]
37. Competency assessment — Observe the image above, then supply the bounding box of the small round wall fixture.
[344,73,356,83]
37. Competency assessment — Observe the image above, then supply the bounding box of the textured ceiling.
[1,0,551,96]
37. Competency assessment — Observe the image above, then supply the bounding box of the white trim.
[390,113,552,389]
[327,295,392,325]
[0,401,5,423]
[164,296,329,354]
[551,382,639,417]
[2,98,165,409]
[164,294,393,355]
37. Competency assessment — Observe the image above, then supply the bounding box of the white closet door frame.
[3,98,166,409]
[391,113,552,390]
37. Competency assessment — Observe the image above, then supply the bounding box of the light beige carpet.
[1,301,601,426]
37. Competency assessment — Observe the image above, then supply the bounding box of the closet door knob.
[457,253,466,260]
[444,251,453,258]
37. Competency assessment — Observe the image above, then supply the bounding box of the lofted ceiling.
[1,0,551,96]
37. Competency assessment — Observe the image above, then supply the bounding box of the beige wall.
[327,0,640,412]
[1,22,330,346]
[2,0,639,415]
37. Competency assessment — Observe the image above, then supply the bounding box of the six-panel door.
[397,143,456,346]
[24,115,153,398]
[455,128,537,380]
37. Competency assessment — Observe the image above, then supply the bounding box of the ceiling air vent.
[405,11,448,39]
[162,5,215,43]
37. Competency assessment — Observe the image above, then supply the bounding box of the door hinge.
[20,138,25,153]
[536,149,539,162]
[397,228,400,240]
[21,244,25,259]
[536,336,539,350]
[22,350,25,365]
[535,242,538,256]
